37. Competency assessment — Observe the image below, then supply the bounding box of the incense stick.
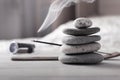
[33,40,120,59]
[11,56,58,61]
[33,40,62,46]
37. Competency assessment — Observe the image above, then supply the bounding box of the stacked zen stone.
[59,18,104,64]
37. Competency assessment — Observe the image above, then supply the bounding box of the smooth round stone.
[63,27,100,36]
[59,53,104,64]
[74,18,92,29]
[61,42,101,54]
[62,35,101,45]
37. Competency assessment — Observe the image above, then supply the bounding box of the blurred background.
[0,0,119,39]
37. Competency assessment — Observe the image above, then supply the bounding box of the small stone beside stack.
[59,18,104,64]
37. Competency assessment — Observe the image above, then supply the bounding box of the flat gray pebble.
[63,27,100,36]
[59,53,104,64]
[62,35,101,45]
[61,42,101,54]
[74,18,92,29]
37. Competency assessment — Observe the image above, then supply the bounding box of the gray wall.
[98,0,120,15]
[75,1,98,17]
[76,0,120,16]
[0,0,22,39]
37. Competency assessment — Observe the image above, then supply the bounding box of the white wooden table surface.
[0,40,120,80]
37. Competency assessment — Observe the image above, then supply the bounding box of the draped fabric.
[36,0,97,37]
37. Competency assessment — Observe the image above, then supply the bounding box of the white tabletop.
[0,40,120,80]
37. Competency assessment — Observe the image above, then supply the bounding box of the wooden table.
[0,40,120,80]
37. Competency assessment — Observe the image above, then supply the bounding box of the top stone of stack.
[73,18,92,29]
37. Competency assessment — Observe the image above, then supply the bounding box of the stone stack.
[59,18,104,64]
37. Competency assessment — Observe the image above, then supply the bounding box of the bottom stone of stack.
[59,53,104,64]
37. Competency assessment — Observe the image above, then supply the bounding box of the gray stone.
[62,35,101,45]
[59,53,104,64]
[61,42,101,54]
[74,18,92,29]
[63,27,100,36]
